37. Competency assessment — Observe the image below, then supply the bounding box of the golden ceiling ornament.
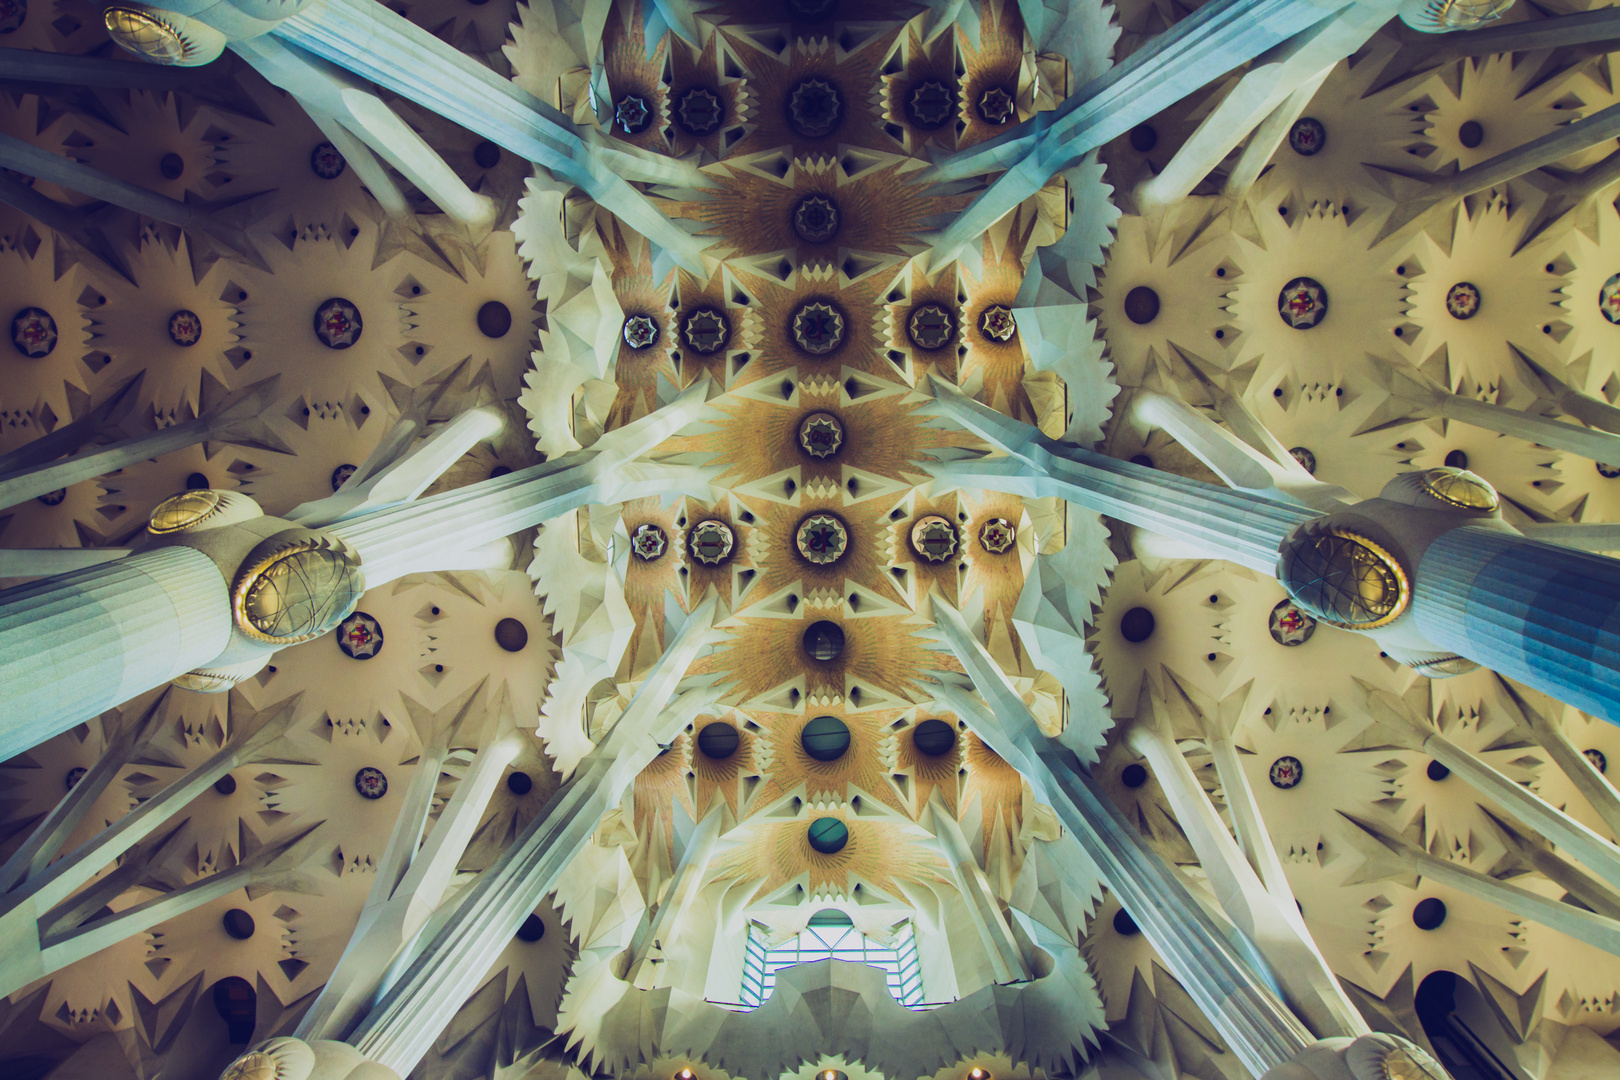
[148,489,223,533]
[1406,0,1515,30]
[103,6,201,65]
[1277,527,1410,630]
[218,1053,277,1080]
[1380,1047,1445,1080]
[231,532,365,645]
[911,515,959,563]
[1420,467,1499,511]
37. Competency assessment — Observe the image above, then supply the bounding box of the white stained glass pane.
[741,920,927,1009]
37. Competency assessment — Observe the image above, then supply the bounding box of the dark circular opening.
[913,718,956,757]
[1412,897,1448,930]
[186,472,211,490]
[1444,449,1469,470]
[1123,286,1160,325]
[477,300,513,338]
[222,908,256,940]
[1457,120,1485,149]
[214,773,237,796]
[507,770,533,795]
[802,715,851,761]
[1129,453,1153,468]
[1129,124,1158,153]
[490,465,513,479]
[1120,607,1156,643]
[803,620,845,662]
[517,913,546,942]
[473,141,502,169]
[211,976,257,1043]
[1427,759,1451,782]
[1112,908,1139,935]
[159,152,185,180]
[1121,763,1148,788]
[495,617,529,652]
[697,721,741,760]
[807,816,849,853]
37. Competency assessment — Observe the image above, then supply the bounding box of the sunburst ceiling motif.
[5,2,1620,1080]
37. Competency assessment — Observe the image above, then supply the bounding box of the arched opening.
[1414,970,1528,1080]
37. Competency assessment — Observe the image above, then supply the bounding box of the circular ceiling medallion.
[1121,763,1148,788]
[798,412,844,458]
[802,714,851,760]
[796,513,848,564]
[697,721,740,760]
[507,771,533,794]
[311,141,346,179]
[682,309,729,354]
[159,152,185,180]
[1123,286,1159,325]
[803,620,845,661]
[233,539,365,644]
[1601,273,1620,324]
[911,516,959,562]
[977,86,1015,125]
[222,908,256,940]
[354,766,388,800]
[1278,528,1409,630]
[632,523,669,560]
[1269,755,1304,789]
[793,195,840,244]
[1129,124,1157,152]
[103,6,190,64]
[909,81,954,128]
[477,300,512,338]
[979,305,1017,342]
[0,0,24,34]
[167,309,202,346]
[1119,606,1155,642]
[1378,1048,1445,1080]
[1289,446,1316,474]
[473,141,501,169]
[331,463,357,491]
[807,816,848,854]
[978,517,1016,554]
[1288,117,1325,156]
[614,94,651,134]
[11,306,57,357]
[36,488,65,506]
[1269,598,1317,646]
[688,520,734,565]
[337,611,384,659]
[65,766,85,790]
[1585,748,1608,774]
[1277,277,1328,329]
[912,718,956,756]
[1444,282,1481,320]
[1598,461,1620,479]
[1457,120,1484,149]
[676,87,723,134]
[314,297,363,349]
[788,78,842,137]
[792,302,845,355]
[495,617,529,652]
[908,304,955,350]
[1421,467,1499,511]
[149,489,223,533]
[1411,896,1447,930]
[623,314,661,350]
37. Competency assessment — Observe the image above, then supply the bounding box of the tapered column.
[0,546,231,762]
[274,0,708,272]
[927,377,1319,572]
[924,794,1032,984]
[923,0,1347,261]
[1413,526,1620,724]
[346,597,721,1074]
[1137,0,1398,208]
[1494,678,1620,839]
[0,376,285,512]
[627,803,726,990]
[928,600,1313,1078]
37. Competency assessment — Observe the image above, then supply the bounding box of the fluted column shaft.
[0,547,231,761]
[1414,526,1620,724]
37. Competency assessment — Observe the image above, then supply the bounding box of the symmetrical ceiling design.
[6,1,1620,1080]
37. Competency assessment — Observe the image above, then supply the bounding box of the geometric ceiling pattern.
[4,2,1620,1080]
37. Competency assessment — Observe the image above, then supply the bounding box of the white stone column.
[924,793,1033,984]
[0,546,232,762]
[345,596,721,1075]
[1127,687,1367,1039]
[627,802,726,990]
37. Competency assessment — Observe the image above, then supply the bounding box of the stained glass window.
[738,910,924,1009]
